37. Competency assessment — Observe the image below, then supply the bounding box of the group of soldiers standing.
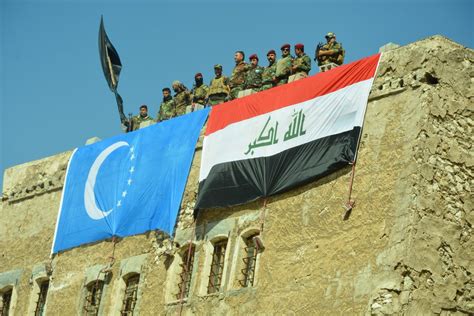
[130,32,344,131]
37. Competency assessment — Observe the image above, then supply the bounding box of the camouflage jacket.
[261,62,277,90]
[318,42,344,65]
[244,65,264,90]
[293,53,312,74]
[174,89,192,116]
[229,61,249,89]
[192,84,209,104]
[208,76,230,97]
[157,97,175,122]
[275,55,293,79]
[132,115,154,131]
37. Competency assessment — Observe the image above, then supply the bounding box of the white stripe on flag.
[199,79,374,182]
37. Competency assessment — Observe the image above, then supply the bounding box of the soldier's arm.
[286,57,294,75]
[318,50,332,56]
[224,77,230,88]
[155,111,161,123]
[255,68,263,87]
[173,102,178,117]
[326,44,342,56]
[186,90,192,105]
[301,56,312,73]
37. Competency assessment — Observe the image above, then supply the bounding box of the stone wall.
[0,35,472,315]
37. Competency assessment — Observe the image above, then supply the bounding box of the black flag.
[98,16,127,123]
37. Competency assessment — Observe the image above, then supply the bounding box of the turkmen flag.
[52,109,210,253]
[196,54,381,209]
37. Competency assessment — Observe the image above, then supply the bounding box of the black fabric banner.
[98,16,126,123]
[99,16,122,92]
[196,127,360,209]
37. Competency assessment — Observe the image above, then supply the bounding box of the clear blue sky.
[1,0,472,192]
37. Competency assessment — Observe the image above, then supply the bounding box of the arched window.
[176,244,196,300]
[34,279,49,316]
[121,273,140,315]
[207,238,228,294]
[0,287,13,315]
[240,233,260,287]
[83,280,104,315]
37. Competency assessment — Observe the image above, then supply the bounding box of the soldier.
[172,80,192,116]
[244,54,264,92]
[274,44,293,86]
[229,51,249,99]
[261,49,277,91]
[191,73,209,109]
[291,43,311,80]
[131,104,154,131]
[207,64,230,106]
[157,88,176,122]
[315,32,345,67]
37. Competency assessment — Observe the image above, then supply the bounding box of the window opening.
[121,274,140,315]
[34,280,49,316]
[240,234,260,287]
[0,289,12,316]
[207,239,227,294]
[83,281,104,316]
[176,245,195,300]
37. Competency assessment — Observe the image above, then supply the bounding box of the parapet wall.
[1,35,472,315]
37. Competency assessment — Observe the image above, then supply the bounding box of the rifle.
[124,112,133,133]
[314,42,325,62]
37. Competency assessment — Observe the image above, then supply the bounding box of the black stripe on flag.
[196,127,360,209]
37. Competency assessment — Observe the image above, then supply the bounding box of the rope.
[82,237,117,312]
[344,161,357,214]
[178,219,197,316]
[260,198,268,234]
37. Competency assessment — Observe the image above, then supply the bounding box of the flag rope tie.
[90,237,117,309]
[260,198,268,234]
[345,162,357,212]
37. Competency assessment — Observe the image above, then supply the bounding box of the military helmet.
[325,32,336,39]
[214,64,223,69]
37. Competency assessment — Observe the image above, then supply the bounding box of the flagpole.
[344,53,382,218]
[105,46,116,88]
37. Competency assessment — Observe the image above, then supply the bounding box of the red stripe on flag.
[205,53,380,136]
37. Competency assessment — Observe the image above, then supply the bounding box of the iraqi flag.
[196,54,381,209]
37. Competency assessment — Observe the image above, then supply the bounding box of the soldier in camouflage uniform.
[316,32,345,66]
[132,105,154,131]
[207,64,230,106]
[291,43,311,80]
[274,44,293,86]
[260,49,277,91]
[157,88,176,122]
[172,80,192,116]
[244,54,264,92]
[229,51,249,99]
[191,73,209,109]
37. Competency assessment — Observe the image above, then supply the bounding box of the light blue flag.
[52,108,210,253]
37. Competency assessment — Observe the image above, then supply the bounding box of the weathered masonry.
[1,35,472,315]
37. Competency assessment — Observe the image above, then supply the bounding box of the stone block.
[237,89,255,98]
[0,269,22,288]
[120,254,148,277]
[186,104,205,114]
[379,42,401,53]
[288,73,307,83]
[139,120,155,129]
[84,264,108,284]
[31,263,50,281]
[85,136,101,145]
